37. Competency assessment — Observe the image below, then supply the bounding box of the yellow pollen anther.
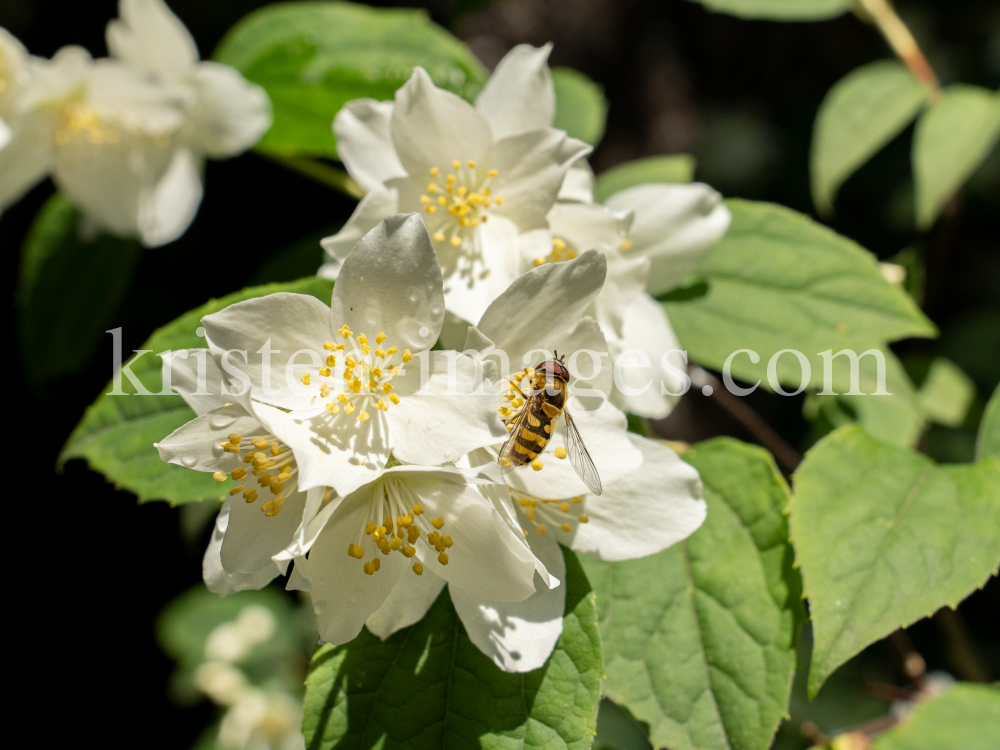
[412,561,424,575]
[437,195,447,205]
[243,488,258,502]
[376,399,387,410]
[357,410,369,422]
[620,238,634,251]
[251,437,267,450]
[572,496,583,504]
[532,258,546,267]
[428,183,438,193]
[554,446,568,459]
[318,367,330,377]
[560,502,571,512]
[552,238,567,251]
[449,236,462,246]
[561,523,572,532]
[412,503,423,516]
[433,231,445,242]
[213,471,227,482]
[536,524,547,535]
[467,160,476,168]
[432,516,444,530]
[452,160,461,170]
[229,485,244,496]
[324,341,336,350]
[228,433,242,444]
[494,195,504,204]
[338,325,351,338]
[531,459,543,471]
[401,349,413,364]
[347,543,365,559]
[345,403,356,415]
[578,515,589,523]
[487,169,498,177]
[420,195,431,203]
[429,167,439,176]
[325,355,337,367]
[446,174,456,183]
[300,373,311,386]
[438,552,449,565]
[262,497,284,516]
[231,468,246,481]
[385,346,398,356]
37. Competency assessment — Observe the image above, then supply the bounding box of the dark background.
[2,0,997,747]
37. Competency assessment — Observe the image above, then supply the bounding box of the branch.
[260,152,365,199]
[688,366,802,474]
[857,0,943,102]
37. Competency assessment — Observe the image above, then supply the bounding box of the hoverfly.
[498,352,602,495]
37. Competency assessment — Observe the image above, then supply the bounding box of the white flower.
[366,435,707,672]
[0,1,270,245]
[320,44,590,326]
[203,213,508,497]
[0,28,50,212]
[157,345,541,647]
[515,173,731,419]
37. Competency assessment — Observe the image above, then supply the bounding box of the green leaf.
[593,155,696,202]
[873,683,1000,750]
[58,277,334,505]
[595,699,652,750]
[789,425,1000,698]
[17,193,142,384]
[664,200,936,393]
[913,85,1000,228]
[214,1,487,159]
[552,67,608,147]
[811,348,926,448]
[811,61,928,216]
[302,547,601,750]
[978,386,1000,461]
[683,0,852,21]
[916,357,976,428]
[581,438,801,750]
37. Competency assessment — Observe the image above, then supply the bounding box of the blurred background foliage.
[2,0,997,748]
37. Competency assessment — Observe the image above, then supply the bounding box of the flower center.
[532,237,578,268]
[419,161,504,248]
[304,325,411,423]
[511,491,589,536]
[215,433,329,517]
[346,479,453,577]
[54,104,122,146]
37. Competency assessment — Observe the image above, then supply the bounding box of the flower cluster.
[0,0,270,245]
[322,44,731,419]
[157,41,727,673]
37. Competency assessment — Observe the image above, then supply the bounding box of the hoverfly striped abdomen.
[508,375,566,466]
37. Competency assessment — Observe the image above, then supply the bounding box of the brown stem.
[934,607,990,682]
[887,629,927,691]
[857,0,943,102]
[688,366,802,474]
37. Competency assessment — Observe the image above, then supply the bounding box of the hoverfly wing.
[498,395,536,476]
[563,408,602,495]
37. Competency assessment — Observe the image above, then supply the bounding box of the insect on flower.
[498,352,602,495]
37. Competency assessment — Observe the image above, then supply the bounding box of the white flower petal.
[160,348,230,415]
[477,249,607,363]
[106,0,200,78]
[221,485,308,574]
[138,146,203,247]
[390,67,492,178]
[604,183,731,296]
[474,44,555,138]
[365,569,446,639]
[388,351,507,466]
[255,402,389,497]
[450,530,565,673]
[333,98,405,192]
[0,109,55,211]
[329,213,444,353]
[273,486,340,562]
[204,498,285,596]
[562,434,705,560]
[506,402,642,498]
[439,213,521,331]
[183,61,271,158]
[595,252,650,337]
[307,493,409,645]
[489,129,590,231]
[606,293,685,419]
[319,187,399,279]
[203,292,334,411]
[557,161,595,202]
[406,472,537,602]
[155,403,261,473]
[547,200,632,255]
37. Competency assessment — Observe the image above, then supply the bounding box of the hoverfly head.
[534,352,570,382]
